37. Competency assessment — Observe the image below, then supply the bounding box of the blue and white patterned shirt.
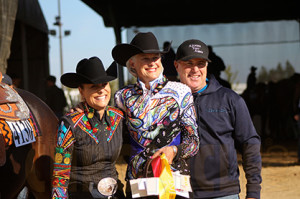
[115,73,199,179]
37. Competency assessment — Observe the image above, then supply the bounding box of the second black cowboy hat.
[61,56,116,88]
[112,32,170,66]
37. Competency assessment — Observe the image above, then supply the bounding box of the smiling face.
[79,82,111,115]
[174,58,208,93]
[129,53,162,87]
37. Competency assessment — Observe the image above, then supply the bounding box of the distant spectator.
[207,45,226,77]
[161,41,178,81]
[45,75,67,118]
[247,66,257,91]
[294,93,300,165]
[208,45,231,89]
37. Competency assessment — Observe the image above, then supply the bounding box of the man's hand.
[151,146,177,165]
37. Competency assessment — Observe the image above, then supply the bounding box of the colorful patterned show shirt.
[51,105,124,198]
[115,74,199,179]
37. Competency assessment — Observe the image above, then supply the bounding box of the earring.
[88,107,94,119]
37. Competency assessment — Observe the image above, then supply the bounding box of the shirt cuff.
[173,144,183,162]
[246,183,261,199]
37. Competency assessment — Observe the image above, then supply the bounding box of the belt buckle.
[97,177,117,196]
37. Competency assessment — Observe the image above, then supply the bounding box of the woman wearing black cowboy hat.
[51,57,125,199]
[112,32,199,198]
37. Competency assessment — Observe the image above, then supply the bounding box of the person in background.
[246,66,257,91]
[45,75,67,118]
[112,32,199,198]
[293,95,300,165]
[161,41,178,81]
[174,39,262,199]
[207,45,231,89]
[51,57,126,199]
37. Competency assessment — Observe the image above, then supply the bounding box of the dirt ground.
[239,144,300,199]
[116,142,300,199]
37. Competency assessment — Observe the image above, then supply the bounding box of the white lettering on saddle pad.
[6,120,36,147]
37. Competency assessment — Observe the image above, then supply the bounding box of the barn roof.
[81,0,299,29]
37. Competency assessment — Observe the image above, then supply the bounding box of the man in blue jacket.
[174,39,262,199]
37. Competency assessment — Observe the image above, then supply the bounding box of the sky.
[38,0,118,86]
[38,0,300,91]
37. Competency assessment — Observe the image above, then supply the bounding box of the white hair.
[126,58,137,77]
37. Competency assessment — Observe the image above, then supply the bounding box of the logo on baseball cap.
[175,39,211,62]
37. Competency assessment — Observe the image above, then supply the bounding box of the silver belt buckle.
[97,177,117,196]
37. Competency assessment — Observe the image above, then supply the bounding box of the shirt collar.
[83,102,111,126]
[195,78,209,94]
[135,72,168,94]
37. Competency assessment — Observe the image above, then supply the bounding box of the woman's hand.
[151,146,177,165]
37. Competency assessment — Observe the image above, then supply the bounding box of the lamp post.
[49,0,70,79]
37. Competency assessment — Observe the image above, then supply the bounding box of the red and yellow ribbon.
[151,153,176,199]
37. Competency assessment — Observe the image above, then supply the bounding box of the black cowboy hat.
[251,66,257,71]
[61,56,116,88]
[105,61,118,78]
[112,32,170,66]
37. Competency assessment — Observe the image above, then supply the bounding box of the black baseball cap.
[175,39,211,62]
